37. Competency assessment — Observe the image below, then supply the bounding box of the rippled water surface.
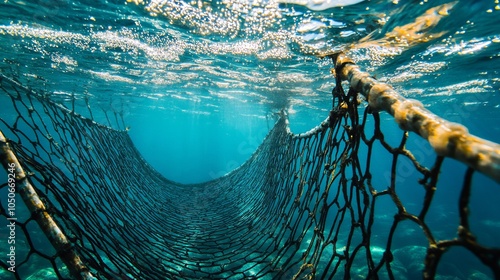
[1,0,500,279]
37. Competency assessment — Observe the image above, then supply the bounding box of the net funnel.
[1,54,500,279]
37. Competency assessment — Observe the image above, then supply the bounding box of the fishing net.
[1,53,500,279]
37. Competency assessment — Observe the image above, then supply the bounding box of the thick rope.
[331,52,500,183]
[0,130,95,279]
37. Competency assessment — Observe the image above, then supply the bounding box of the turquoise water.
[1,0,500,279]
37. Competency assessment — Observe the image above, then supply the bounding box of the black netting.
[1,54,499,279]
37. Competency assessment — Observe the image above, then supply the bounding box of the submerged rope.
[0,130,95,279]
[331,53,500,184]
[0,53,499,279]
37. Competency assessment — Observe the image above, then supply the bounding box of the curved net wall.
[1,54,500,279]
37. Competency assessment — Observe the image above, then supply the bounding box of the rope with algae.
[330,52,500,184]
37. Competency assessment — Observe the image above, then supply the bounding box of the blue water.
[1,0,500,278]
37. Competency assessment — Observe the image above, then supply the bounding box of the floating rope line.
[331,53,500,184]
[1,52,499,279]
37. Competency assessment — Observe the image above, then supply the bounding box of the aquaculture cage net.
[1,53,499,279]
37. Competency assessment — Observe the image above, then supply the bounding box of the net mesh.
[1,54,500,279]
